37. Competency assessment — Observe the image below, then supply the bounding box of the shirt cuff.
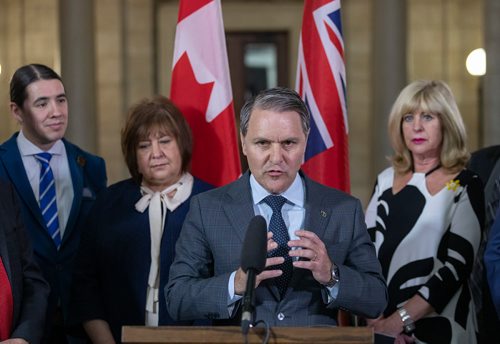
[227,271,242,316]
[325,284,339,304]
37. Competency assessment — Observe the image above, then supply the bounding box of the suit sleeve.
[484,208,500,318]
[328,199,388,319]
[68,195,108,325]
[8,183,50,342]
[365,179,380,241]
[165,195,235,321]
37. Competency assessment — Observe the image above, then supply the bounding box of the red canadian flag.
[170,0,241,186]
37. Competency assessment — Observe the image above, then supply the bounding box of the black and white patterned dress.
[365,167,483,344]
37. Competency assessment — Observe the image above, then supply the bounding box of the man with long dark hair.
[0,64,107,343]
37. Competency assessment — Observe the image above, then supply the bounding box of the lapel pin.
[77,156,86,167]
[320,210,327,218]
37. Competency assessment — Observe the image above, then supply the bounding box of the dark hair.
[10,64,63,107]
[121,96,193,185]
[240,87,310,136]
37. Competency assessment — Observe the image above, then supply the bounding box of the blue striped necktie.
[35,153,62,249]
[263,195,293,298]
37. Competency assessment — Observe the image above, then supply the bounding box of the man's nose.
[269,143,284,164]
[50,100,63,117]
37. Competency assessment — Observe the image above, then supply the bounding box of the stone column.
[59,0,97,152]
[483,0,500,147]
[372,0,407,175]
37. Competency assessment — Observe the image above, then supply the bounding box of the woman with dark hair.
[365,80,483,343]
[0,180,50,344]
[69,96,213,343]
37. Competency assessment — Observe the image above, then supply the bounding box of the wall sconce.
[466,48,486,76]
[466,48,486,146]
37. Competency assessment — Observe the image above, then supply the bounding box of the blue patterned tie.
[35,153,61,249]
[263,195,293,298]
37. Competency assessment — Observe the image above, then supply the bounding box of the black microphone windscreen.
[240,215,267,273]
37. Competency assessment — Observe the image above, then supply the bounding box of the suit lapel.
[287,174,332,298]
[63,140,83,243]
[223,172,256,243]
[303,175,332,240]
[0,135,46,229]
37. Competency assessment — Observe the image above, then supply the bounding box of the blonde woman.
[365,80,483,344]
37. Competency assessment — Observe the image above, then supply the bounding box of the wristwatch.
[323,264,339,288]
[397,307,416,334]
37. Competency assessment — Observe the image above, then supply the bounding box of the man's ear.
[240,133,247,156]
[10,102,24,124]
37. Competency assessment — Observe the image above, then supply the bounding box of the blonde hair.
[388,80,469,174]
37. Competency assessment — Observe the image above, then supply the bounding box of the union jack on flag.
[296,0,350,192]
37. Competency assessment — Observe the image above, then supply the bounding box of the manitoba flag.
[170,0,241,186]
[296,0,350,192]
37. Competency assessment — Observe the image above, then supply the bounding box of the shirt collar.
[17,130,64,157]
[250,172,304,207]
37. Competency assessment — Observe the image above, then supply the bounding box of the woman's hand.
[365,315,383,327]
[394,333,415,344]
[83,319,116,344]
[0,339,29,344]
[370,312,404,337]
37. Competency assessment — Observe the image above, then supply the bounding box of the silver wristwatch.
[323,264,339,288]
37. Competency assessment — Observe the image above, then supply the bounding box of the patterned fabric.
[34,153,61,249]
[365,167,483,344]
[263,195,293,298]
[0,257,13,340]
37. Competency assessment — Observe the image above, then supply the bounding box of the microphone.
[240,215,267,335]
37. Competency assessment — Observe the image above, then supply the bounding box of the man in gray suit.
[166,87,387,326]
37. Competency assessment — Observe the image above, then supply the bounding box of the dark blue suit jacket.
[0,133,107,324]
[0,180,50,342]
[70,177,212,342]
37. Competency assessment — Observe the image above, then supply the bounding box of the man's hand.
[288,230,333,284]
[234,232,284,295]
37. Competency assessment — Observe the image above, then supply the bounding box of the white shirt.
[17,130,74,238]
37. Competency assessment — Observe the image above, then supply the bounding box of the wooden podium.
[122,326,373,344]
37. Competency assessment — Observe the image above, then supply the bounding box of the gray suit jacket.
[166,171,387,326]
